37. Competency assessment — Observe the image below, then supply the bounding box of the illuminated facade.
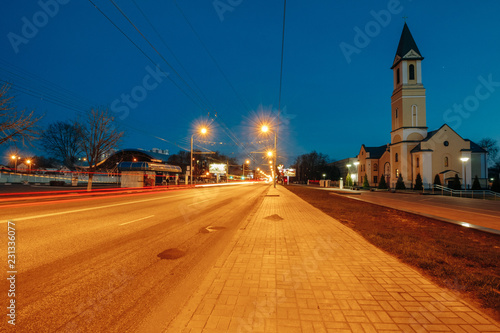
[357,24,487,189]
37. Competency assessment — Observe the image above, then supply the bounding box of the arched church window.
[416,158,419,167]
[412,105,418,126]
[373,163,378,172]
[409,64,415,80]
[396,169,399,178]
[395,153,399,162]
[395,108,398,118]
[444,157,449,168]
[397,68,400,84]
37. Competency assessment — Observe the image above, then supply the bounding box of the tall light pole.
[11,155,20,173]
[26,159,32,174]
[261,125,277,188]
[353,161,360,186]
[191,127,207,185]
[243,159,250,178]
[460,157,469,190]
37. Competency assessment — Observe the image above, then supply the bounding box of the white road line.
[0,193,187,223]
[187,198,212,206]
[119,215,155,226]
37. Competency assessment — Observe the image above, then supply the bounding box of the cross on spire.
[403,16,408,22]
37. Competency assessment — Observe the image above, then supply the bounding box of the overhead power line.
[87,0,208,113]
[109,0,213,114]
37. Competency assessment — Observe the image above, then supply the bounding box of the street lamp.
[26,159,31,174]
[353,161,359,185]
[460,157,469,190]
[243,159,250,178]
[261,125,277,188]
[11,155,20,173]
[191,127,208,185]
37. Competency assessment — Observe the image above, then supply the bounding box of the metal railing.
[0,171,120,185]
[432,184,500,200]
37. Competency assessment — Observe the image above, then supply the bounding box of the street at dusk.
[1,0,500,332]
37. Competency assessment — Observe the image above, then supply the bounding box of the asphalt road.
[1,183,270,332]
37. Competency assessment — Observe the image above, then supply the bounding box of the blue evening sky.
[1,0,499,167]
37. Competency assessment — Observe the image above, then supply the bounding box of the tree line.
[1,84,123,190]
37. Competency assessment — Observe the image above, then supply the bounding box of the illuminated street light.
[243,159,250,177]
[26,159,32,174]
[353,161,359,185]
[460,157,469,190]
[191,127,208,185]
[261,124,277,188]
[11,155,20,173]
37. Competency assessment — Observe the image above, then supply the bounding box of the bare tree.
[40,121,83,169]
[479,137,499,166]
[0,84,42,145]
[76,107,123,191]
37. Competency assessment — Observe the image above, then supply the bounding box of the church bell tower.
[390,23,427,186]
[391,23,427,143]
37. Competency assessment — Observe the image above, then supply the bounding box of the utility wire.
[172,0,256,158]
[87,0,207,113]
[172,0,252,114]
[109,0,212,113]
[131,0,213,111]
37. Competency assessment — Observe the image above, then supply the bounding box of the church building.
[357,23,488,189]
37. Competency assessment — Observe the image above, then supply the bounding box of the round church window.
[443,141,449,146]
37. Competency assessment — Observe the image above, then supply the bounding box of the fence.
[433,184,500,200]
[0,171,120,185]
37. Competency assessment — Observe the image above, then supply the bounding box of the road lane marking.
[119,215,155,226]
[0,193,187,223]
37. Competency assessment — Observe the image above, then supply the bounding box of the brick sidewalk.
[168,185,500,332]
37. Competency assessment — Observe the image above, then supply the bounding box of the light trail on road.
[1,183,270,332]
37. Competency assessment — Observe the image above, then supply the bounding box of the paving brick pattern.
[168,186,500,332]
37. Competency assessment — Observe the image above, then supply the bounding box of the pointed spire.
[391,23,423,68]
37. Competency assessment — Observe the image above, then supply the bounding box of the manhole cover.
[264,214,284,221]
[199,226,226,233]
[157,248,185,260]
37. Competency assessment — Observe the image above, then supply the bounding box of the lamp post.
[11,155,20,173]
[353,161,360,186]
[191,127,207,185]
[460,157,469,190]
[261,125,277,188]
[243,159,250,178]
[26,159,31,174]
[346,164,351,186]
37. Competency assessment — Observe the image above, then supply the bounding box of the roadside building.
[357,23,488,189]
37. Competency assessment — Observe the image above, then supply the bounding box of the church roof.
[392,23,424,68]
[364,145,388,159]
[410,124,487,153]
[466,141,487,153]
